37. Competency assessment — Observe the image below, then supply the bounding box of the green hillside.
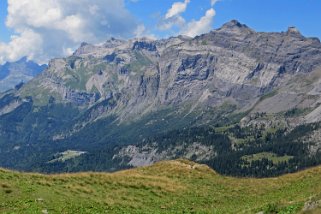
[1,159,321,213]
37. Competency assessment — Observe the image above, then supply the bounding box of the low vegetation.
[1,159,321,213]
[242,152,294,164]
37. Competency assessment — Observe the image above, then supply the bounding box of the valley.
[1,20,321,177]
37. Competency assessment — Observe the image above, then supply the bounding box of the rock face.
[2,20,321,173]
[0,57,47,92]
[16,20,321,123]
[114,143,215,167]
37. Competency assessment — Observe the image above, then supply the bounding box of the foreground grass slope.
[1,160,321,214]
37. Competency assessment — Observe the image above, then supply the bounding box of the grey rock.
[13,20,321,125]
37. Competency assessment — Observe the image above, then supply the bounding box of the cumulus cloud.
[165,0,190,19]
[159,0,219,38]
[158,0,190,31]
[158,16,185,31]
[181,8,215,37]
[0,0,139,64]
[0,29,43,64]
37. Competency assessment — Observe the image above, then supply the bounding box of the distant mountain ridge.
[1,20,321,176]
[0,57,47,92]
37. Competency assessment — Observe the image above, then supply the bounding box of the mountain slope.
[0,57,47,92]
[1,160,321,213]
[1,20,321,176]
[18,21,321,116]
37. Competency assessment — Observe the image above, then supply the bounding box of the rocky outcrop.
[113,142,215,167]
[132,40,157,52]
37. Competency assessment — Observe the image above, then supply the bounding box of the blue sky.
[125,0,321,39]
[0,0,320,64]
[0,0,11,43]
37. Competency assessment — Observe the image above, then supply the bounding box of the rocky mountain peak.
[217,19,253,35]
[103,37,126,48]
[73,42,95,56]
[16,56,28,63]
[287,26,300,33]
[80,42,89,47]
[286,26,302,37]
[220,20,249,30]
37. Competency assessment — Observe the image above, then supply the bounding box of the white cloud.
[181,8,215,37]
[134,24,157,40]
[0,0,139,64]
[0,29,43,64]
[159,0,219,38]
[211,0,220,6]
[158,0,190,32]
[158,16,185,31]
[165,0,190,19]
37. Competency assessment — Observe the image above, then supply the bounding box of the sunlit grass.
[1,159,321,213]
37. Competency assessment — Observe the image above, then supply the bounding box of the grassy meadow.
[1,159,321,213]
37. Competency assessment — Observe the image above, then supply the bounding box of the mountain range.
[1,20,321,177]
[0,57,47,92]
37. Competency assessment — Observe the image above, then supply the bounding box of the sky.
[0,0,320,65]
